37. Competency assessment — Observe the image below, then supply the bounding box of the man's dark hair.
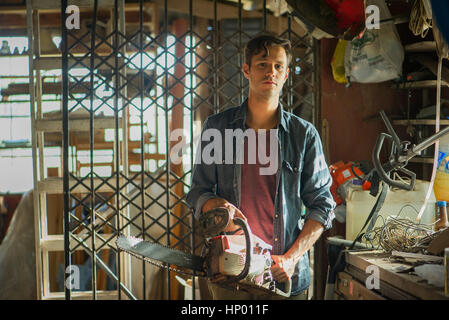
[244,33,292,68]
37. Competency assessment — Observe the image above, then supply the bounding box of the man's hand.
[202,198,247,233]
[270,254,296,283]
[270,219,324,283]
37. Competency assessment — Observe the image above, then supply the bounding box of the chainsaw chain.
[117,235,208,278]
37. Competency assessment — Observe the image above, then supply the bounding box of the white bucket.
[345,179,436,241]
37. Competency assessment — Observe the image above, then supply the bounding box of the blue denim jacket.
[186,99,336,295]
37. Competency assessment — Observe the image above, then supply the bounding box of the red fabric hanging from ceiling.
[324,0,366,35]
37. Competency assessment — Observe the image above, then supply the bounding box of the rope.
[409,0,432,38]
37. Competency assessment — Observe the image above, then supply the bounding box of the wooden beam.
[43,290,118,300]
[152,0,306,37]
[35,117,121,132]
[427,228,449,255]
[0,13,26,29]
[30,0,115,11]
[34,56,124,70]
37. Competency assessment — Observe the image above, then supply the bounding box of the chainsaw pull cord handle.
[221,217,253,284]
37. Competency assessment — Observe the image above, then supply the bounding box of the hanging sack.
[345,0,404,83]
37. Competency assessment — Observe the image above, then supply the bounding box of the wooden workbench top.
[345,250,448,300]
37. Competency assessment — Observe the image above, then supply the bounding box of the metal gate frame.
[59,0,319,300]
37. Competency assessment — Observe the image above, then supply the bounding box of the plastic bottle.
[435,201,449,231]
[434,136,449,201]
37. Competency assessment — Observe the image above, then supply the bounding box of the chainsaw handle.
[198,207,230,238]
[222,217,253,284]
[273,277,292,298]
[372,132,416,191]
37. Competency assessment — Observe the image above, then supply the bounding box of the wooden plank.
[46,167,65,293]
[405,41,436,53]
[35,117,121,132]
[427,228,449,255]
[43,290,118,300]
[34,56,125,70]
[345,264,416,300]
[128,152,165,162]
[2,82,89,96]
[393,119,449,126]
[153,0,260,20]
[411,54,449,84]
[152,0,306,37]
[336,271,386,300]
[392,80,449,89]
[345,250,449,300]
[391,250,444,263]
[31,0,115,10]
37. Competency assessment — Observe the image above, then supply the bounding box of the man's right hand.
[202,198,247,233]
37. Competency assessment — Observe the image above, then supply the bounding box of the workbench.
[334,250,449,300]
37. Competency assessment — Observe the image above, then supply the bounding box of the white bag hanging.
[345,0,404,83]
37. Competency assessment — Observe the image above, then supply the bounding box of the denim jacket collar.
[231,98,289,132]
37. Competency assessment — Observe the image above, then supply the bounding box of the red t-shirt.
[239,130,277,246]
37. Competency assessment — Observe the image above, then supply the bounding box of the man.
[186,34,335,300]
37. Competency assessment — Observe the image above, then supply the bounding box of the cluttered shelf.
[393,119,449,125]
[330,202,449,300]
[391,80,449,89]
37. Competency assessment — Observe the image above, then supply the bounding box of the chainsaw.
[116,207,291,298]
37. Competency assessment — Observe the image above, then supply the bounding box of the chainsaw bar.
[116,235,207,277]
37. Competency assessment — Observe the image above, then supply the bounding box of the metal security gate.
[57,0,318,300]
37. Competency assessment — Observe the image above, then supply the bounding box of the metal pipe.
[327,237,370,250]
[89,0,99,300]
[164,0,171,300]
[61,0,71,301]
[113,0,122,300]
[138,0,146,301]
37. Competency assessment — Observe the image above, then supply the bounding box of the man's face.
[243,45,290,98]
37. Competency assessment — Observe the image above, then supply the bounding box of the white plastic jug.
[345,180,435,241]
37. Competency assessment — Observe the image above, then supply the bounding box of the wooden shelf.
[35,117,122,132]
[0,53,29,58]
[404,41,436,53]
[392,80,449,89]
[30,0,115,10]
[345,250,449,300]
[34,56,124,71]
[42,290,118,300]
[393,119,449,125]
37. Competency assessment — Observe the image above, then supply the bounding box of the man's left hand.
[270,254,296,283]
